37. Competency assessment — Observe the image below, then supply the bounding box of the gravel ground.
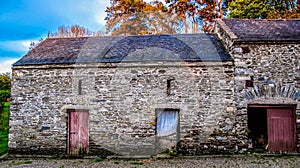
[0,155,299,168]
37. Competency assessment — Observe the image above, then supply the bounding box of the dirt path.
[0,155,299,168]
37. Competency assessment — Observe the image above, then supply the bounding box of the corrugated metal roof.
[13,34,232,66]
[222,19,300,42]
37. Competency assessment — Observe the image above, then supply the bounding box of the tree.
[222,0,234,17]
[105,0,181,35]
[105,0,147,35]
[103,0,294,33]
[229,0,271,19]
[49,25,102,38]
[266,0,300,18]
[29,38,44,50]
[195,0,222,33]
[166,0,224,33]
[144,1,183,34]
[0,73,11,105]
[229,0,300,19]
[166,0,193,33]
[0,74,11,91]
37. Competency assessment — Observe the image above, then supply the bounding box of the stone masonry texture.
[216,19,300,154]
[9,61,234,156]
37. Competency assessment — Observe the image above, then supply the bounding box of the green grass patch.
[93,157,105,162]
[114,161,120,164]
[130,161,144,165]
[167,149,177,156]
[0,104,9,155]
[253,149,265,153]
[16,160,32,165]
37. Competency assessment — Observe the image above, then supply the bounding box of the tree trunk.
[184,17,188,34]
[218,1,223,18]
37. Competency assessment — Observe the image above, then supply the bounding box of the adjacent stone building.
[214,19,300,154]
[9,19,300,156]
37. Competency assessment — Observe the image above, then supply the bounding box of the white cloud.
[0,40,36,73]
[0,58,19,73]
[94,0,110,25]
[0,40,37,53]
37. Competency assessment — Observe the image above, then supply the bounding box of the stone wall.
[216,21,300,153]
[231,43,300,153]
[9,61,235,156]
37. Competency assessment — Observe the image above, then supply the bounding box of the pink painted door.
[69,110,89,155]
[267,108,296,152]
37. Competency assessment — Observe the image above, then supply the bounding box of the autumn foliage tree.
[105,0,182,35]
[106,0,226,34]
[105,0,147,35]
[195,0,223,33]
[49,25,104,38]
[145,1,183,34]
[166,0,193,33]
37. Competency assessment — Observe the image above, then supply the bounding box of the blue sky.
[0,0,110,73]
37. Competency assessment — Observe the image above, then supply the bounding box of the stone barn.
[9,19,300,156]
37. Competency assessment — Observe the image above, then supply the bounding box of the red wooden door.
[267,108,296,152]
[69,110,89,155]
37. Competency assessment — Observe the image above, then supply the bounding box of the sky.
[0,0,116,73]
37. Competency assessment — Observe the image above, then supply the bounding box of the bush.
[0,104,9,155]
[0,90,10,106]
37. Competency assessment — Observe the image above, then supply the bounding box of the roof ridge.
[216,19,238,40]
[46,37,90,40]
[45,33,213,40]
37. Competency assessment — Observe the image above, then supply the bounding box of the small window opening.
[78,80,82,95]
[241,46,250,54]
[246,76,254,87]
[167,78,174,95]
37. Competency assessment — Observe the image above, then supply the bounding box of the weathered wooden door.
[69,110,89,155]
[267,108,296,152]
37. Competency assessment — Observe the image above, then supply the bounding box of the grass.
[0,103,10,155]
[93,157,105,162]
[130,161,144,165]
[16,160,32,165]
[114,161,120,164]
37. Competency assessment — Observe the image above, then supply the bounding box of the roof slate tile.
[222,19,300,42]
[14,34,232,66]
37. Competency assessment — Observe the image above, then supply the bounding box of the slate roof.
[222,19,300,42]
[13,34,232,66]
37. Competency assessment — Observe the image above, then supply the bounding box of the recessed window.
[246,76,254,87]
[78,80,82,95]
[242,46,250,54]
[167,78,175,95]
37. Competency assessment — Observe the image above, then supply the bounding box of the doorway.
[248,105,296,152]
[68,109,89,155]
[156,108,180,152]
